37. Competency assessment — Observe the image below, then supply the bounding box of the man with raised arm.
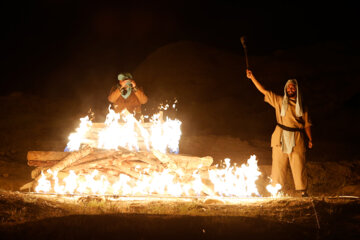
[246,69,313,197]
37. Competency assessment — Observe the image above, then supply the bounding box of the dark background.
[1,2,359,160]
[3,3,359,93]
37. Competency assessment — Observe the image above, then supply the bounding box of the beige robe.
[264,90,312,190]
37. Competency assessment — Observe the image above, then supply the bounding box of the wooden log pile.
[20,145,215,195]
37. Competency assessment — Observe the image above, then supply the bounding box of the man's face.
[286,83,297,98]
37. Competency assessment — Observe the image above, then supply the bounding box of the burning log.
[27,151,69,161]
[167,154,213,169]
[27,150,117,167]
[42,145,94,174]
[74,164,142,180]
[129,151,165,170]
[122,160,156,171]
[71,150,120,166]
[20,146,94,191]
[62,155,155,176]
[98,164,141,179]
[152,150,178,170]
[63,157,116,171]
[152,150,213,170]
[28,160,60,167]
[27,149,132,168]
[31,167,47,179]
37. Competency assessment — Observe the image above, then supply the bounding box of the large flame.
[66,116,92,151]
[34,155,282,197]
[150,114,182,154]
[98,108,140,151]
[209,156,261,197]
[39,104,282,198]
[67,106,182,154]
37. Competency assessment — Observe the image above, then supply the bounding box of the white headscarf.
[280,79,303,117]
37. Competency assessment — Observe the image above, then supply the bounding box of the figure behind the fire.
[108,72,148,118]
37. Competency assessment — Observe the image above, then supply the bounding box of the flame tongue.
[98,109,140,151]
[66,116,92,151]
[209,156,261,197]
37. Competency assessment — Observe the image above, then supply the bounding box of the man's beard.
[287,92,296,98]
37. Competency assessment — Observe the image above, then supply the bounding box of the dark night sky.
[2,3,359,95]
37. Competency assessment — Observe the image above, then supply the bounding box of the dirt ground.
[0,190,359,240]
[0,93,359,239]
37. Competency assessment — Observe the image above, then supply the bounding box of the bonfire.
[20,105,280,198]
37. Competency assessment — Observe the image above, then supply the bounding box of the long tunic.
[264,90,312,152]
[264,90,312,190]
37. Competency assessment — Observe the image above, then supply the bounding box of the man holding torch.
[246,69,313,197]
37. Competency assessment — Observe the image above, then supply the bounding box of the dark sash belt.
[277,123,303,132]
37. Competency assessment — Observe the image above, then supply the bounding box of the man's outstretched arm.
[246,69,266,95]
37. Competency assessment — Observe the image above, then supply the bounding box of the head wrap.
[118,73,133,81]
[280,79,303,117]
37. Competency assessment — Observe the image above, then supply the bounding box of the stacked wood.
[20,146,94,190]
[20,146,215,195]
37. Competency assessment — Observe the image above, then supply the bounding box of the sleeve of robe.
[134,87,148,104]
[108,86,121,103]
[264,90,281,108]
